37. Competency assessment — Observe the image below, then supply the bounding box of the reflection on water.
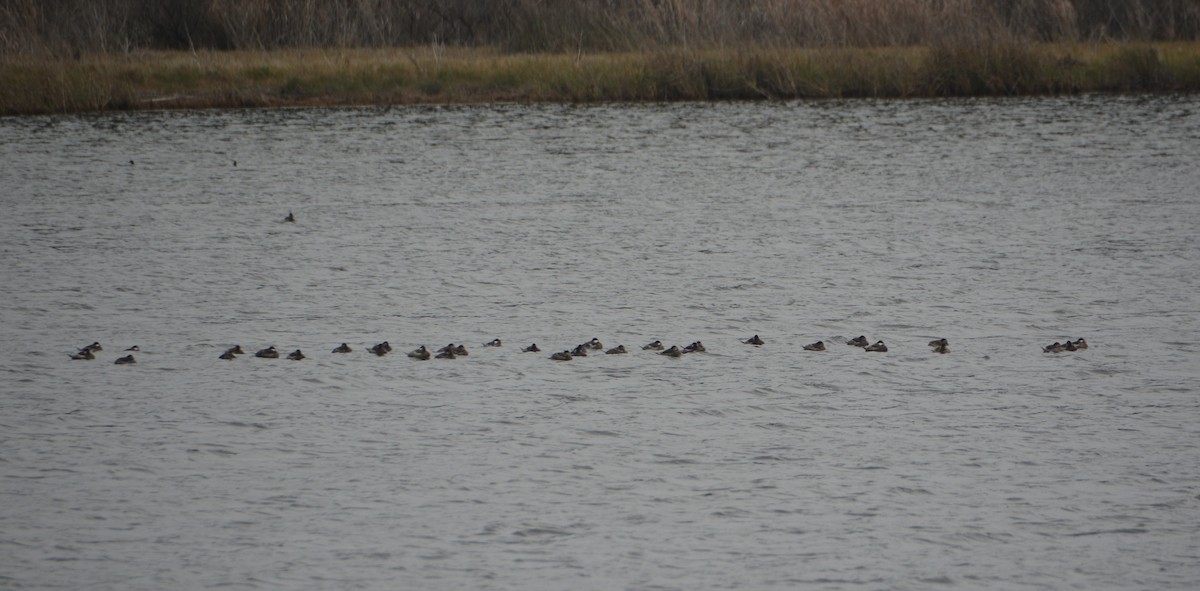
[2,96,1199,590]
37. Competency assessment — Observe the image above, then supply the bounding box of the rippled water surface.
[2,96,1199,590]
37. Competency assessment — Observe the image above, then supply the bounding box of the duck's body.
[125,345,140,352]
[683,341,705,353]
[255,346,279,359]
[865,341,888,352]
[803,341,826,351]
[370,342,391,356]
[587,338,603,350]
[928,338,948,349]
[522,343,541,353]
[284,211,295,223]
[435,348,456,359]
[743,335,765,346]
[332,343,352,354]
[114,354,136,364]
[229,345,245,355]
[550,351,572,361]
[642,340,664,350]
[484,338,502,347]
[219,348,237,360]
[1073,338,1088,349]
[70,349,95,360]
[661,345,684,358]
[455,344,469,356]
[81,342,102,353]
[847,336,869,348]
[933,342,949,354]
[605,345,628,354]
[1043,342,1064,353]
[1063,340,1077,351]
[572,344,589,357]
[408,346,431,360]
[287,349,305,360]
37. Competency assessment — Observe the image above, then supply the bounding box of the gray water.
[2,96,1199,590]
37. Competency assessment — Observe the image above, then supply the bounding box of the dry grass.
[3,42,1199,115]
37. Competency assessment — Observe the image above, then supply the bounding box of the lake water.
[2,96,1199,590]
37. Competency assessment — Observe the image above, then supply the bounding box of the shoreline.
[3,42,1199,116]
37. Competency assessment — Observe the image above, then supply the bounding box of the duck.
[743,335,765,346]
[932,341,949,354]
[114,354,136,364]
[1043,342,1064,353]
[332,343,352,353]
[255,346,279,358]
[228,345,245,355]
[1073,337,1088,349]
[408,346,431,360]
[437,344,456,354]
[454,344,469,356]
[660,345,684,358]
[484,338,502,347]
[605,345,628,354]
[642,340,664,350]
[928,338,948,349]
[587,338,603,350]
[284,211,295,223]
[219,348,238,360]
[550,350,573,361]
[435,348,457,359]
[1063,340,1077,351]
[369,342,391,356]
[683,341,705,353]
[865,341,888,352]
[846,336,869,347]
[522,343,541,353]
[287,349,305,360]
[124,345,140,352]
[803,340,826,351]
[571,344,589,357]
[70,349,95,360]
[81,342,102,353]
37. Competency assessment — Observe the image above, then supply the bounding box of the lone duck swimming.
[484,338,502,347]
[932,341,949,354]
[522,343,541,353]
[928,338,948,349]
[803,341,826,351]
[332,343,352,354]
[743,335,765,346]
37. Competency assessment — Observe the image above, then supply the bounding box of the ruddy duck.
[408,346,431,360]
[370,342,391,356]
[550,351,573,361]
[219,348,238,360]
[661,345,684,357]
[455,344,469,356]
[605,345,628,354]
[1043,342,1064,353]
[284,211,295,223]
[847,336,869,347]
[933,342,949,354]
[484,338,502,347]
[587,338,603,350]
[1073,338,1088,349]
[114,354,136,364]
[332,343,352,353]
[572,344,589,357]
[683,341,705,353]
[642,340,664,350]
[865,341,888,352]
[522,343,541,353]
[803,341,826,351]
[81,342,102,352]
[125,345,140,352]
[435,348,457,359]
[70,349,95,360]
[1063,340,1077,351]
[928,338,948,349]
[743,335,765,346]
[229,345,245,355]
[255,346,279,358]
[287,349,305,360]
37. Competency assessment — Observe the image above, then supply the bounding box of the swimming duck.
[287,349,305,360]
[255,346,279,358]
[484,338,502,347]
[284,211,295,223]
[803,341,826,351]
[928,338,948,349]
[332,343,352,353]
[228,345,245,355]
[683,341,705,353]
[642,340,664,350]
[435,348,456,359]
[437,344,455,354]
[408,346,431,360]
[865,341,888,352]
[743,335,765,346]
[455,344,469,356]
[847,336,869,347]
[522,343,541,353]
[932,342,949,354]
[125,345,140,352]
[572,344,589,357]
[1073,338,1088,349]
[587,338,603,350]
[550,351,573,361]
[70,349,95,360]
[114,354,136,364]
[1043,342,1065,353]
[219,348,238,360]
[605,345,628,354]
[81,342,102,353]
[370,342,391,356]
[661,345,684,358]
[1063,340,1077,351]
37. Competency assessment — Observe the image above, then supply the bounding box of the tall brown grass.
[3,0,1200,57]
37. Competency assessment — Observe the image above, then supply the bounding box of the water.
[1,96,1198,590]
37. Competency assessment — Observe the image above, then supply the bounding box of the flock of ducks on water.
[69,336,1089,364]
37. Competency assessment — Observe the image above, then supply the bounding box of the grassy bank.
[3,43,1200,115]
